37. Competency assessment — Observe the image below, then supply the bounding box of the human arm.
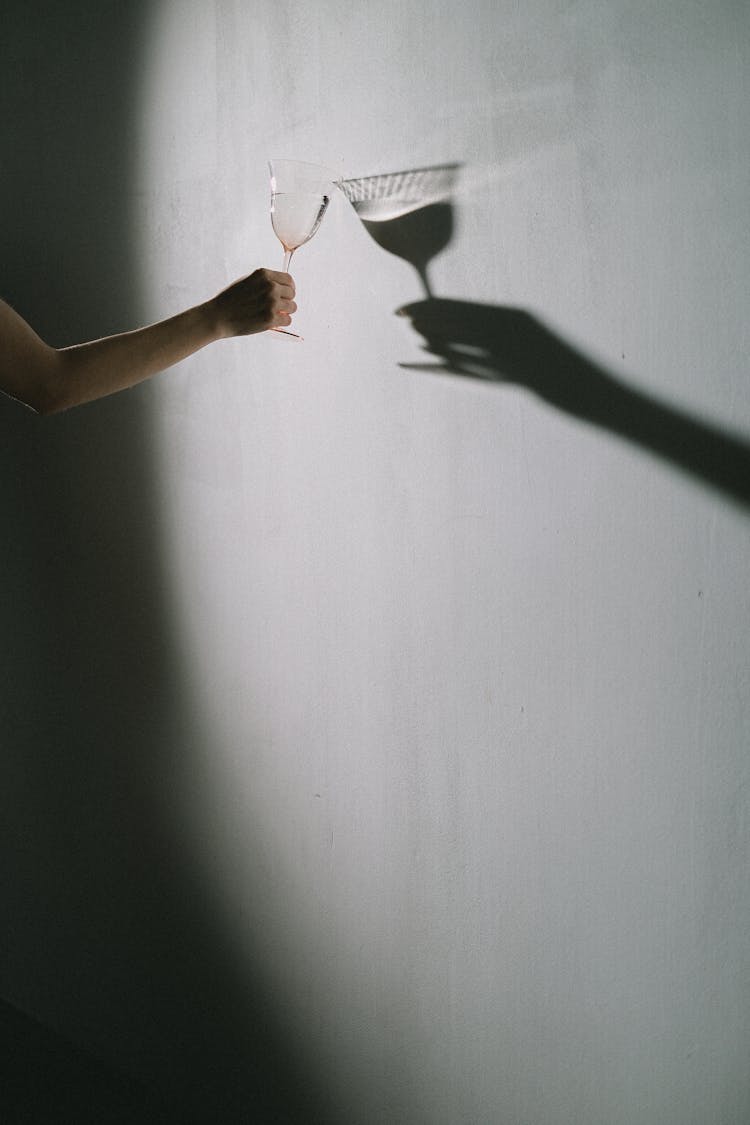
[0,268,296,415]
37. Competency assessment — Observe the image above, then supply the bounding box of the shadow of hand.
[398,298,615,415]
[398,298,750,511]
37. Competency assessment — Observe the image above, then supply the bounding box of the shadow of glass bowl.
[338,163,459,296]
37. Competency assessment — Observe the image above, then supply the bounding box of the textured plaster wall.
[135,3,750,1122]
[3,2,749,1123]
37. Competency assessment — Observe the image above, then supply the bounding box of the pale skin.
[0,268,296,415]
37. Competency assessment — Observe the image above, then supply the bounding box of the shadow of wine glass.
[361,202,453,298]
[338,163,460,297]
[398,297,750,512]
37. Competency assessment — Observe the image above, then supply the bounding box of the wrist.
[196,297,227,342]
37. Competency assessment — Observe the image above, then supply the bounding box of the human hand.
[210,269,297,337]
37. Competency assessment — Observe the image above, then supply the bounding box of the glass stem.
[282,248,295,272]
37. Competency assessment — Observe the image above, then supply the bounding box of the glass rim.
[268,157,340,183]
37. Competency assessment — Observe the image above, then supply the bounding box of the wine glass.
[269,159,336,339]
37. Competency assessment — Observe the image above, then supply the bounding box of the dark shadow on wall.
[0,998,187,1124]
[1,4,339,1122]
[340,172,750,511]
[399,298,750,512]
[339,164,460,297]
[363,203,453,298]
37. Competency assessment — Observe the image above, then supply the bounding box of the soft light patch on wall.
[135,4,750,1123]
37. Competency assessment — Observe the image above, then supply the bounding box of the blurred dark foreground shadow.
[0,999,187,1124]
[399,298,750,511]
[1,3,340,1121]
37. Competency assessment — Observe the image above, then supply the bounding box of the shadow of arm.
[399,298,750,510]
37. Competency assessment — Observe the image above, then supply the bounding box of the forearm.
[1,269,294,415]
[51,300,221,413]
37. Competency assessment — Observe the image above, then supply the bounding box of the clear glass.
[269,159,336,339]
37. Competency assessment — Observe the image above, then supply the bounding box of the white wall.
[134,3,750,1121]
[3,2,749,1122]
